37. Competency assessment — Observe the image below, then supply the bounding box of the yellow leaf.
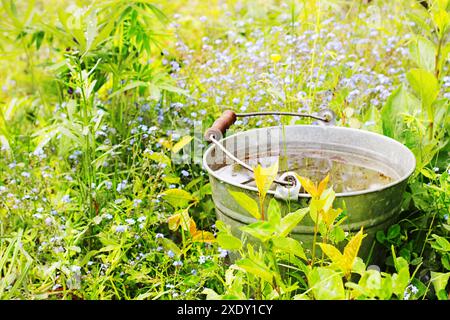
[161,139,172,150]
[343,227,366,274]
[189,218,197,234]
[254,161,279,200]
[309,198,325,224]
[172,135,193,153]
[317,174,330,196]
[229,191,260,220]
[179,209,191,231]
[168,213,181,231]
[168,209,190,231]
[318,243,344,267]
[296,174,319,198]
[192,230,216,243]
[323,208,342,228]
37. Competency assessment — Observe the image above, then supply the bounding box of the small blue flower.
[167,250,175,258]
[173,260,183,267]
[181,170,190,177]
[218,247,228,258]
[115,225,127,233]
[21,172,30,178]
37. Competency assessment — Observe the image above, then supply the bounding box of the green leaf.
[431,271,450,300]
[229,191,260,219]
[267,198,281,228]
[240,221,275,242]
[159,238,182,257]
[161,189,196,208]
[432,9,450,36]
[352,257,366,276]
[162,175,180,184]
[202,288,222,300]
[217,234,242,250]
[406,68,439,111]
[387,224,401,240]
[84,9,98,54]
[108,81,149,98]
[215,220,231,233]
[272,237,307,260]
[381,85,420,139]
[172,135,192,154]
[146,152,171,168]
[392,258,410,297]
[278,207,309,237]
[409,36,436,72]
[330,226,346,244]
[308,267,345,300]
[431,234,450,252]
[235,258,274,283]
[441,254,450,271]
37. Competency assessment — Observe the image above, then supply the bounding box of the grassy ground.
[0,0,449,299]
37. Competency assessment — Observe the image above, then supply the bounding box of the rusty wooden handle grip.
[204,110,237,142]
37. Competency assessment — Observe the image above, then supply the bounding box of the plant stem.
[311,222,318,266]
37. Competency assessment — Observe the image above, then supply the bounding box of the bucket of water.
[202,110,416,261]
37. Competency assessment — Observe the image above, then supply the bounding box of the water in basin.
[214,149,397,193]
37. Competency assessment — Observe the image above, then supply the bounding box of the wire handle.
[204,109,334,142]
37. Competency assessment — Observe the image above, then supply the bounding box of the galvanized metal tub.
[203,124,416,261]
